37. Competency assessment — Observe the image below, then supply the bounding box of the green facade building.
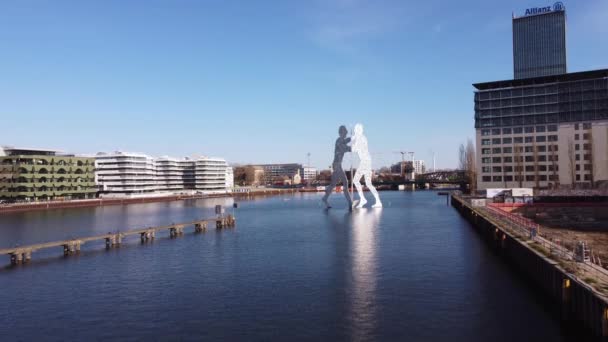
[0,147,97,201]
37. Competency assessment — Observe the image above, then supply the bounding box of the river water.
[0,192,573,341]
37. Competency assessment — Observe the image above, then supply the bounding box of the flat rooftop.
[473,69,608,91]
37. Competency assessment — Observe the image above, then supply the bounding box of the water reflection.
[349,208,381,341]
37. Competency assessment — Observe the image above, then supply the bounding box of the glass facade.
[513,10,567,79]
[474,70,608,128]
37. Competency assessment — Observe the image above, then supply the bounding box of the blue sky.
[1,0,606,169]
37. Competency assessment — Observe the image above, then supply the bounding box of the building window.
[538,155,546,162]
[583,133,590,140]
[526,175,535,181]
[549,175,559,181]
[575,164,580,171]
[482,176,491,182]
[482,158,491,164]
[548,125,557,132]
[548,155,559,162]
[504,166,513,172]
[513,127,523,134]
[504,176,513,182]
[539,175,547,181]
[482,129,491,136]
[525,165,534,172]
[548,165,559,172]
[493,176,502,182]
[502,128,512,134]
[514,137,523,144]
[583,143,591,150]
[538,165,547,171]
[525,146,534,153]
[537,146,546,152]
[525,136,534,143]
[584,154,591,161]
[525,126,534,133]
[583,123,592,129]
[575,144,580,150]
[576,154,580,161]
[504,157,513,163]
[575,123,579,130]
[482,139,491,146]
[536,136,546,142]
[548,135,558,142]
[492,148,501,154]
[492,166,502,172]
[492,129,501,135]
[575,134,580,140]
[503,138,512,144]
[584,164,592,171]
[482,167,491,173]
[536,126,546,133]
[492,138,501,144]
[492,157,501,163]
[584,174,591,181]
[503,147,513,153]
[482,148,491,155]
[576,174,581,181]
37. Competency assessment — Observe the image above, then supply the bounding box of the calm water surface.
[0,192,572,341]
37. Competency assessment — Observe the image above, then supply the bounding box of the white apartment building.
[225,167,234,189]
[300,166,317,182]
[155,157,195,192]
[194,157,228,193]
[95,152,157,195]
[95,152,231,196]
[412,160,426,174]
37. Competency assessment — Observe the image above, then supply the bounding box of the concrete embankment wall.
[452,195,608,339]
[0,189,297,214]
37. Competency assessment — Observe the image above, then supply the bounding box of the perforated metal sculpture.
[322,125,353,208]
[351,124,382,208]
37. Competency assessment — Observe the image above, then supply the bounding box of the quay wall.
[0,189,297,214]
[452,195,608,339]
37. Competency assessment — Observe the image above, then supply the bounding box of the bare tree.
[588,128,595,188]
[457,140,477,194]
[466,139,477,194]
[458,144,466,171]
[567,139,576,189]
[533,140,540,189]
[549,143,559,187]
[514,143,523,187]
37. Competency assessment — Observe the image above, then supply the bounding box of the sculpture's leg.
[322,172,338,208]
[353,170,367,208]
[365,174,382,208]
[338,169,352,208]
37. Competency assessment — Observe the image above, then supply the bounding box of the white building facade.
[95,152,230,196]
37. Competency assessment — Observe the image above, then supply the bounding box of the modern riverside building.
[95,152,231,196]
[194,157,228,192]
[513,3,567,79]
[300,166,317,183]
[474,69,608,189]
[0,146,96,201]
[155,157,195,192]
[95,152,158,196]
[225,167,234,189]
[255,163,303,184]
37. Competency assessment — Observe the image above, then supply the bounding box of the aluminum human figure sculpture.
[351,123,382,208]
[322,125,353,208]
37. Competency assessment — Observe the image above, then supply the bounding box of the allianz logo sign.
[524,2,565,16]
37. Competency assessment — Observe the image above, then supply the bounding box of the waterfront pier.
[1,214,236,266]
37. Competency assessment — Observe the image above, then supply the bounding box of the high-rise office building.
[473,4,608,190]
[513,3,567,79]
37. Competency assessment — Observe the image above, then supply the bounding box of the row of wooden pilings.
[7,214,237,266]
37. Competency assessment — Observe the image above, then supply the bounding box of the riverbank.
[452,194,608,339]
[0,188,296,214]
